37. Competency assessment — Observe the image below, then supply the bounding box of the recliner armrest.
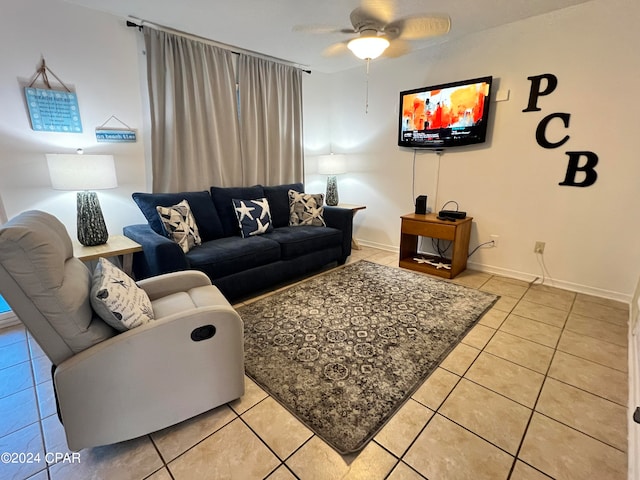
[137,270,212,300]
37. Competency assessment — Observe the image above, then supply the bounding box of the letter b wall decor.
[523,73,599,187]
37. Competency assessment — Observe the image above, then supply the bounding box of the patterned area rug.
[238,261,498,454]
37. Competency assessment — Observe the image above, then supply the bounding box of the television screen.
[398,76,493,149]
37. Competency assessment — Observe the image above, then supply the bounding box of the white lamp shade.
[46,154,117,191]
[317,154,347,175]
[347,36,390,60]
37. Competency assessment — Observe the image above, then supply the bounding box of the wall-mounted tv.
[398,76,493,149]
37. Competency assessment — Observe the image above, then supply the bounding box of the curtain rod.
[126,17,312,74]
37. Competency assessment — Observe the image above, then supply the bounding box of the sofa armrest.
[54,303,244,451]
[137,270,212,300]
[123,224,189,279]
[323,206,354,262]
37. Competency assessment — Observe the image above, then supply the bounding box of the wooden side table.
[336,204,366,250]
[73,235,142,277]
[399,213,473,279]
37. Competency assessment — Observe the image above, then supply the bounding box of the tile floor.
[0,246,629,480]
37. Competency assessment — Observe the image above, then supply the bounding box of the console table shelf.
[399,213,473,279]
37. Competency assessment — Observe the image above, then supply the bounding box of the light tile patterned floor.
[0,247,629,480]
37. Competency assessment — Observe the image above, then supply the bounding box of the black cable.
[412,149,417,206]
[412,148,443,210]
[440,200,459,211]
[431,238,452,261]
[468,240,495,258]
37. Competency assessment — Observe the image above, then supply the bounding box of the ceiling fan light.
[347,36,390,60]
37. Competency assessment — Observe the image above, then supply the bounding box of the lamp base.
[325,175,339,206]
[77,191,109,246]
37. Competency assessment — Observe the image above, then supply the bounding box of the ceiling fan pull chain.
[365,58,370,114]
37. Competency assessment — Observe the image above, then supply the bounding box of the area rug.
[238,260,498,454]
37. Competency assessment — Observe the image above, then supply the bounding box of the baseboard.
[353,239,631,302]
[467,261,632,303]
[0,311,20,329]
[355,239,398,253]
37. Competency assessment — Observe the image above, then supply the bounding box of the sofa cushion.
[90,258,154,332]
[232,198,274,238]
[265,226,343,260]
[263,183,304,228]
[132,191,224,241]
[210,185,265,237]
[186,235,281,279]
[156,200,202,253]
[288,190,326,227]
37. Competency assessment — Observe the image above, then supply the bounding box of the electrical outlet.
[534,241,546,254]
[490,235,499,247]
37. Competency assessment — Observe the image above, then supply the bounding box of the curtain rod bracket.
[126,20,142,31]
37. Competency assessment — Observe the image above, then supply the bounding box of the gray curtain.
[237,55,304,186]
[144,28,243,192]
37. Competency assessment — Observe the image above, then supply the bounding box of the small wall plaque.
[95,129,137,143]
[95,115,137,143]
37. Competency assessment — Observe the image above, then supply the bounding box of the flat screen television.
[398,76,493,149]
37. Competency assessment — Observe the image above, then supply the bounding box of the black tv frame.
[398,75,493,150]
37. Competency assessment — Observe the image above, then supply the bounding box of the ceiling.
[66,0,592,73]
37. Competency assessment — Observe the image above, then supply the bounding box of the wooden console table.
[73,235,142,276]
[336,203,366,250]
[399,213,472,279]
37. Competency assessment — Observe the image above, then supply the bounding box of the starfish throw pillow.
[232,198,274,238]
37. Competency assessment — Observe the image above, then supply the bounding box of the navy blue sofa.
[123,183,353,301]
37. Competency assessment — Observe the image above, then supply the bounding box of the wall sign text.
[523,74,598,187]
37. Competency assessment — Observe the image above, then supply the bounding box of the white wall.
[0,0,148,239]
[2,0,639,300]
[304,0,640,300]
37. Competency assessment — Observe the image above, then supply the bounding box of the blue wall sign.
[25,87,82,133]
[95,129,137,143]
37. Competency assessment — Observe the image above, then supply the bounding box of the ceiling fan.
[294,0,451,61]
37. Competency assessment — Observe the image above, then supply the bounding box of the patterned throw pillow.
[90,258,155,332]
[288,190,326,227]
[156,199,202,253]
[232,198,274,238]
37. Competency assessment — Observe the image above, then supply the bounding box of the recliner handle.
[190,325,216,341]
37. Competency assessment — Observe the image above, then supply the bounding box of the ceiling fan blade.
[293,24,356,34]
[388,15,451,40]
[350,6,386,32]
[381,39,412,58]
[360,0,395,25]
[322,41,350,57]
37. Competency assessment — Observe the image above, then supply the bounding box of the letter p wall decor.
[523,73,599,187]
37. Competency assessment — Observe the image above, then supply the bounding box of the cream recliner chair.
[0,210,245,451]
